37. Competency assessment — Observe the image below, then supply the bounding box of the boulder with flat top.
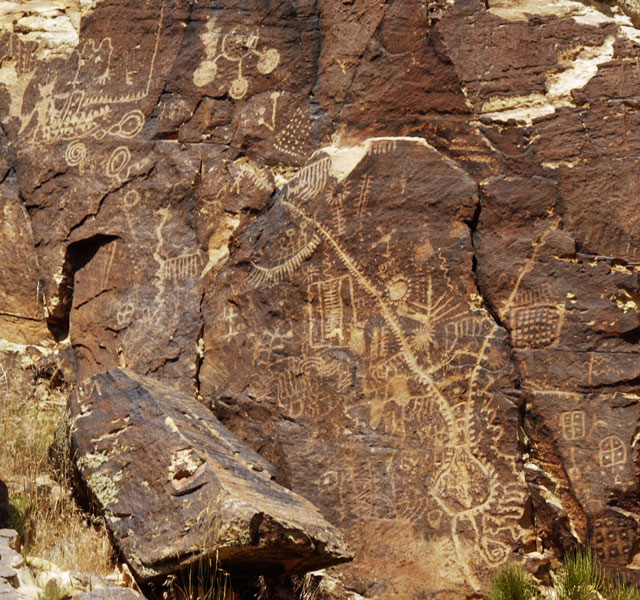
[67,368,352,583]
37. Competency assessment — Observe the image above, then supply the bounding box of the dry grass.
[0,354,114,575]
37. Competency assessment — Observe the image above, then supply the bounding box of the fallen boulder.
[67,368,352,583]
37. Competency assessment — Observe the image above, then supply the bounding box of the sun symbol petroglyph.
[387,276,410,303]
[193,18,280,100]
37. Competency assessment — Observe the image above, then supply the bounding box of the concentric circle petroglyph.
[114,110,145,138]
[106,146,131,178]
[65,141,87,166]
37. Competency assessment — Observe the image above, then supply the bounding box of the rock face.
[202,137,530,597]
[68,368,352,582]
[1,0,640,598]
[0,173,51,346]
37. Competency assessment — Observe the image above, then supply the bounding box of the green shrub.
[36,580,67,600]
[555,546,603,600]
[8,495,37,543]
[486,563,538,600]
[603,575,640,600]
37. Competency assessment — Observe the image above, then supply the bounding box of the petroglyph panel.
[2,0,640,598]
[235,91,315,165]
[202,138,531,598]
[526,389,640,564]
[1,11,163,151]
[590,512,638,567]
[476,176,640,392]
[67,142,205,391]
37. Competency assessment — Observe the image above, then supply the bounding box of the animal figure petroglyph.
[2,8,164,167]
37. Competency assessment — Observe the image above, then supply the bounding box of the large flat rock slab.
[68,368,352,583]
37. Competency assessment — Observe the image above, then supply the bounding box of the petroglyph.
[2,8,163,168]
[248,232,320,287]
[591,515,635,565]
[256,91,281,132]
[193,17,280,99]
[72,38,112,87]
[308,275,358,348]
[274,104,313,162]
[159,251,202,284]
[222,304,241,342]
[116,301,135,328]
[105,146,131,179]
[598,434,626,474]
[505,286,564,349]
[368,139,397,155]
[236,138,528,589]
[65,140,88,167]
[356,174,371,219]
[284,156,332,202]
[561,410,586,441]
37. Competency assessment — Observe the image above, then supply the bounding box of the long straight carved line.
[281,199,457,432]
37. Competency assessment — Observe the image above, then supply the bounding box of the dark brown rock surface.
[201,137,531,598]
[1,0,640,597]
[68,368,352,582]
